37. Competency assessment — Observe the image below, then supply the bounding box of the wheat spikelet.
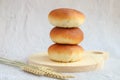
[42,69,74,79]
[21,65,74,79]
[21,66,44,75]
[29,64,54,71]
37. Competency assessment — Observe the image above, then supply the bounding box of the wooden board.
[28,51,108,72]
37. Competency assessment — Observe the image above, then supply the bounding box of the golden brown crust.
[50,27,84,44]
[49,8,84,19]
[48,44,84,62]
[48,8,85,27]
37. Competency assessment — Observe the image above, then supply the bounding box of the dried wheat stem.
[13,60,54,71]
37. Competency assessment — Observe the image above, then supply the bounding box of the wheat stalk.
[0,57,74,79]
[14,61,54,71]
[0,57,54,71]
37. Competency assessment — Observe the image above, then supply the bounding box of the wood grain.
[28,51,108,72]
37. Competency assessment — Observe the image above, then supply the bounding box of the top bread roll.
[48,8,85,28]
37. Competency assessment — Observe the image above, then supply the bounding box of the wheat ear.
[29,64,54,71]
[0,57,74,79]
[21,65,74,79]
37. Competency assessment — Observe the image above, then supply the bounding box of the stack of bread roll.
[48,8,85,62]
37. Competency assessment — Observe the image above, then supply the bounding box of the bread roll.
[48,8,85,28]
[50,27,84,44]
[48,44,84,62]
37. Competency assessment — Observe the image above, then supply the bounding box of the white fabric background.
[0,0,120,80]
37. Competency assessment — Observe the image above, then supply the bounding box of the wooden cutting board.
[28,50,108,72]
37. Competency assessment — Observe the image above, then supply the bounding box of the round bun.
[48,44,84,62]
[50,27,84,44]
[48,8,85,28]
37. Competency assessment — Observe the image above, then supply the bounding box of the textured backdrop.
[0,0,120,80]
